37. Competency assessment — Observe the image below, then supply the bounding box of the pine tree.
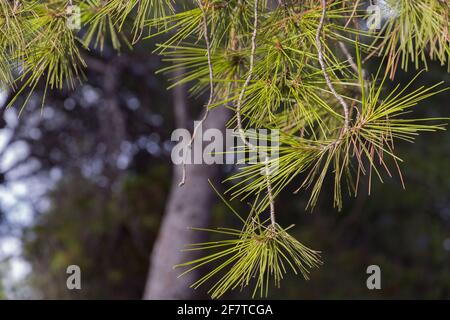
[1,0,449,298]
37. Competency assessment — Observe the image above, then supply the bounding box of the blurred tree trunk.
[143,73,230,299]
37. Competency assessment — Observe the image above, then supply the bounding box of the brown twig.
[316,0,351,131]
[179,0,215,186]
[235,0,276,226]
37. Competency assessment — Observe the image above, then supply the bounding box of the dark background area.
[0,38,449,299]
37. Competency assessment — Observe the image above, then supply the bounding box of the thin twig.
[316,0,350,131]
[179,0,215,186]
[344,0,360,29]
[338,41,369,93]
[235,0,276,226]
[338,41,358,74]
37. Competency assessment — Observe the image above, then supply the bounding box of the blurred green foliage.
[22,166,169,299]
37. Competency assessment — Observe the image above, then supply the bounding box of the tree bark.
[143,80,230,299]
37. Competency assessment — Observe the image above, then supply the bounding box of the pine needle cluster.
[1,0,449,298]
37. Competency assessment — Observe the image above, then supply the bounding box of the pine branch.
[316,0,351,131]
[179,0,215,187]
[233,0,277,226]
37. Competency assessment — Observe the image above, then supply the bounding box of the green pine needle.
[175,184,321,299]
